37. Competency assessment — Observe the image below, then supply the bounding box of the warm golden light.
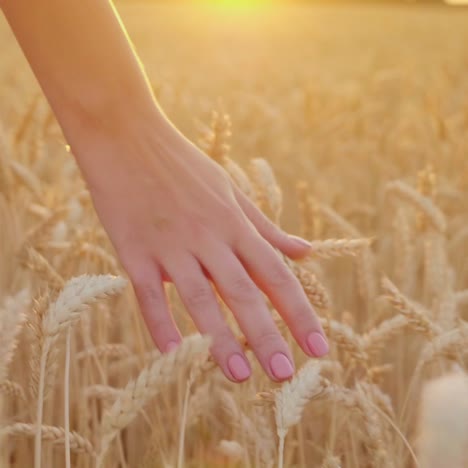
[206,0,276,7]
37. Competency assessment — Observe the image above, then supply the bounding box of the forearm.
[1,0,167,153]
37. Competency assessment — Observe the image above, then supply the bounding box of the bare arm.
[1,0,328,382]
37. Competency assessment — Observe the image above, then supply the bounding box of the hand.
[75,115,329,382]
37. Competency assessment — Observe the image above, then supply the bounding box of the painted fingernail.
[166,341,179,353]
[307,332,329,357]
[227,354,251,381]
[289,235,312,249]
[270,353,294,380]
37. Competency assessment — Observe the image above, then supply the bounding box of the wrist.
[62,97,184,189]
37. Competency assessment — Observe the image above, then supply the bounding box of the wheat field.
[1,3,468,468]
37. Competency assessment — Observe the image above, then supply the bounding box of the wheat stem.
[64,327,71,468]
[34,347,47,468]
[177,378,191,468]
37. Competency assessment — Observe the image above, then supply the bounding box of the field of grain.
[1,3,468,467]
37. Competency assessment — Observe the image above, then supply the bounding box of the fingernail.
[270,353,294,380]
[289,235,312,249]
[166,341,179,353]
[227,354,251,381]
[306,332,329,357]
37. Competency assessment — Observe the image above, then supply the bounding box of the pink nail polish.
[227,354,251,381]
[166,341,179,353]
[306,332,329,357]
[270,353,294,380]
[289,235,312,249]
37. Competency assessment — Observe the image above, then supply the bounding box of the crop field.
[0,3,468,467]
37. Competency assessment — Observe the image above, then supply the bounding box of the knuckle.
[211,326,236,352]
[225,276,257,303]
[253,329,283,354]
[291,304,315,327]
[133,281,163,307]
[267,261,294,288]
[221,205,245,231]
[150,314,171,336]
[183,281,213,310]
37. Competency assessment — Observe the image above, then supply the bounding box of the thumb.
[234,185,312,260]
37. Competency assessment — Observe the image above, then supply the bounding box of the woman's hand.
[76,116,329,383]
[1,0,328,382]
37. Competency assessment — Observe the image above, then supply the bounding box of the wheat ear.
[223,157,256,200]
[381,277,441,336]
[249,157,283,224]
[0,289,29,381]
[177,353,211,468]
[385,180,446,233]
[417,373,468,468]
[34,275,126,468]
[1,423,95,456]
[0,380,25,400]
[286,258,330,309]
[97,334,211,467]
[274,361,324,468]
[308,238,373,259]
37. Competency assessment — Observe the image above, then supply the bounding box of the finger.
[124,255,182,353]
[201,244,295,382]
[164,254,251,382]
[234,185,312,260]
[236,233,329,358]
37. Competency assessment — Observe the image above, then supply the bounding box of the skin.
[0,0,329,382]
